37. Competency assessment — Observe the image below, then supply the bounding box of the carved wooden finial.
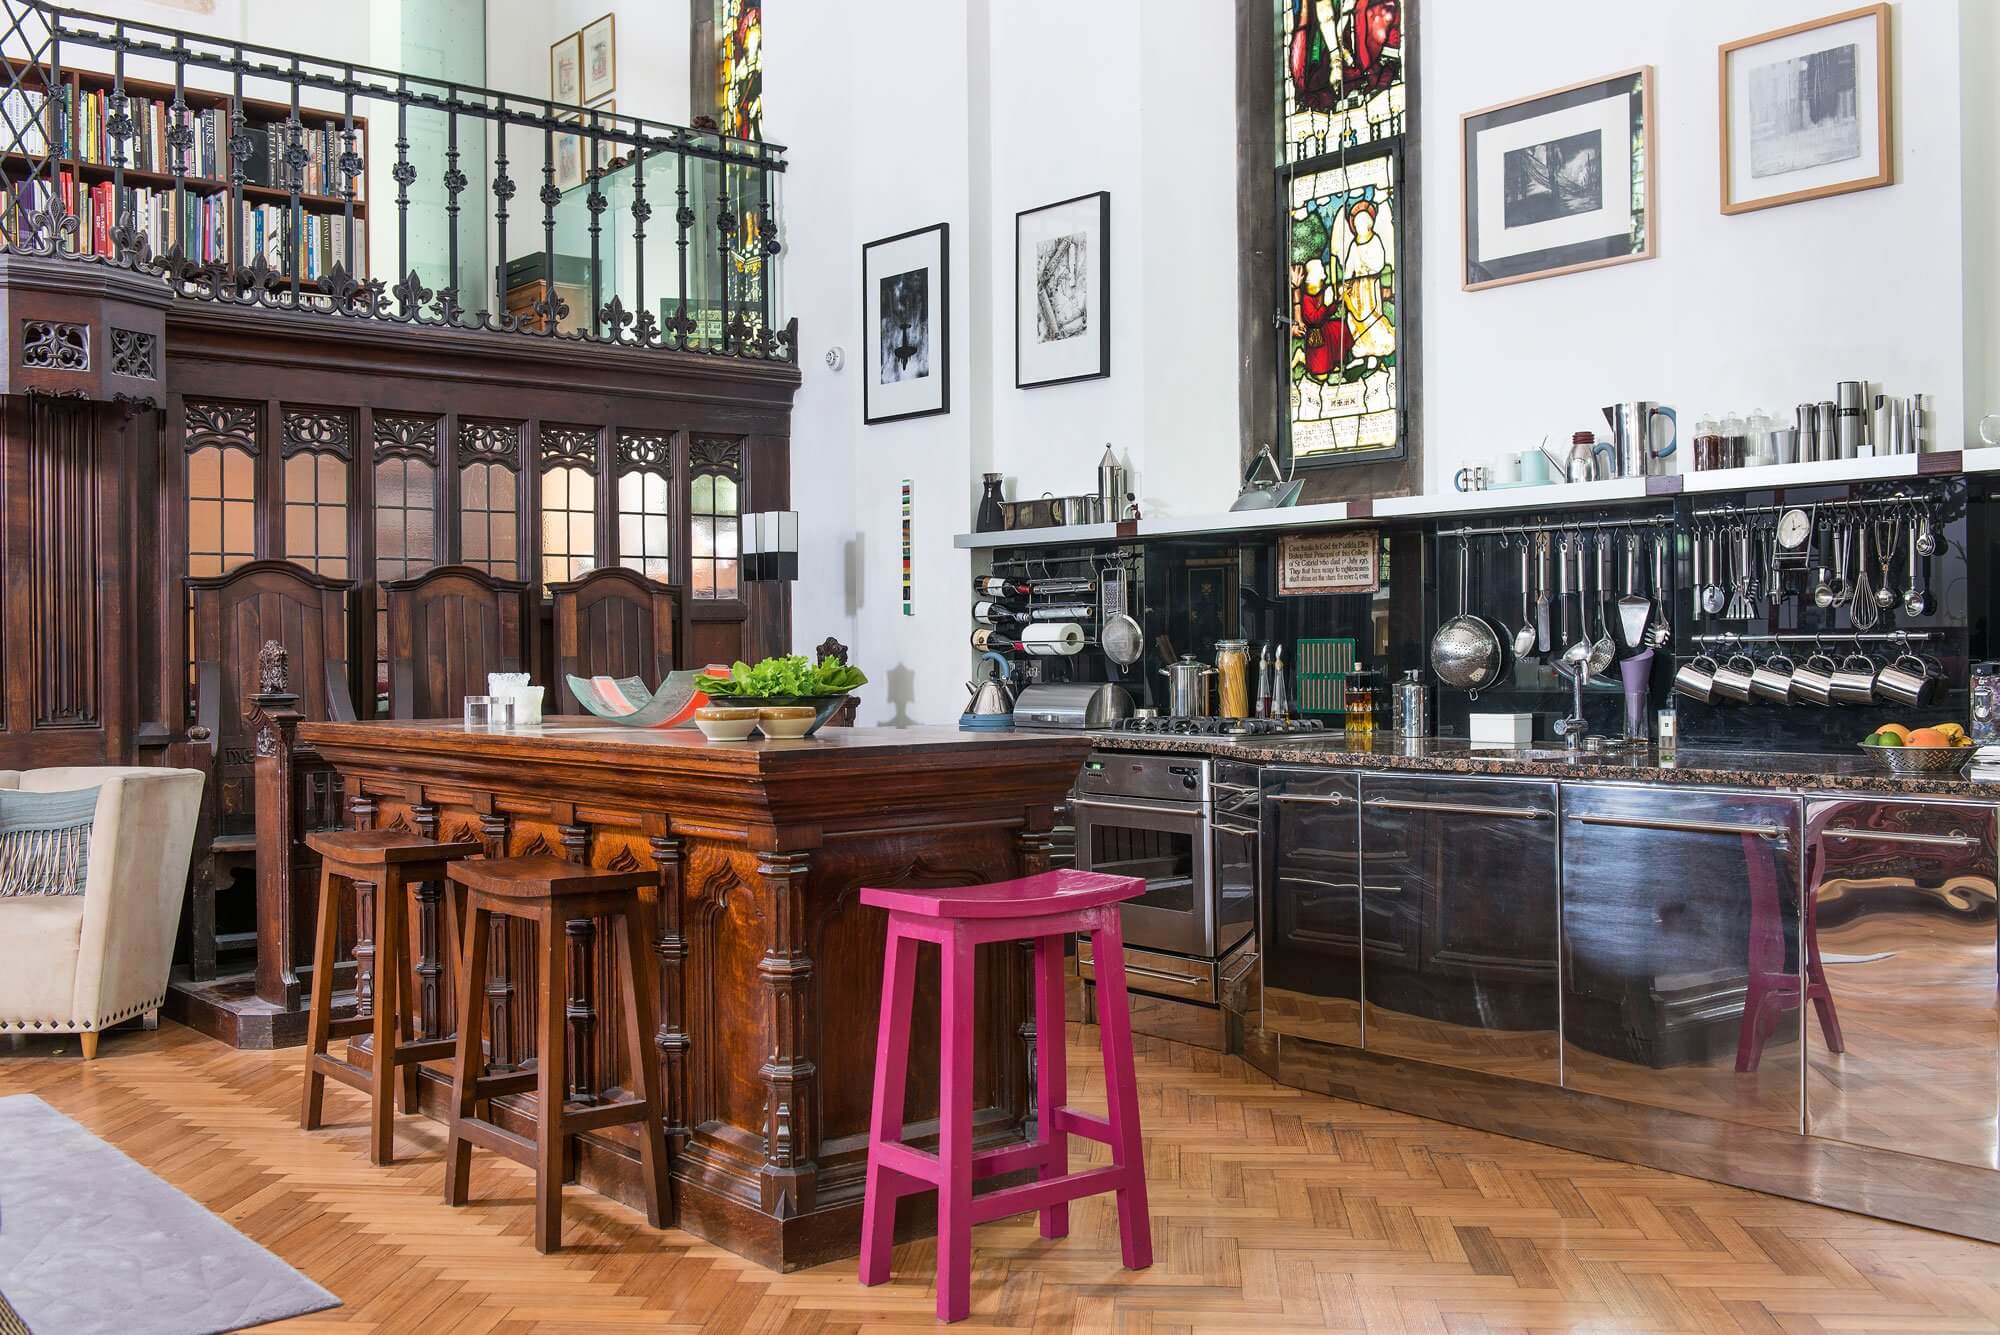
[257,639,290,693]
[816,637,847,665]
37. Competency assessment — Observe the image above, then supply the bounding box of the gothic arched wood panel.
[550,566,681,709]
[383,563,528,719]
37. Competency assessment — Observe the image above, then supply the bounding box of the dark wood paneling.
[550,567,680,706]
[385,564,527,719]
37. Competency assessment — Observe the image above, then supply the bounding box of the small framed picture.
[581,13,617,103]
[1720,4,1890,215]
[1462,67,1655,291]
[549,31,582,106]
[862,223,950,425]
[554,118,585,193]
[1015,190,1109,389]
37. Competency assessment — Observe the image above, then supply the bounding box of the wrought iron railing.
[0,0,792,360]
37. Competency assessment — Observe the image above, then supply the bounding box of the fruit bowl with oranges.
[1858,722,1975,774]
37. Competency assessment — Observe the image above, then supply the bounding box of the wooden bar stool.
[442,854,671,1254]
[858,869,1152,1323]
[300,828,482,1165]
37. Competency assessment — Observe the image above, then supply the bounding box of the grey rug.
[0,1094,339,1335]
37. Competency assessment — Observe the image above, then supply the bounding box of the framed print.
[862,223,950,425]
[581,13,617,103]
[549,32,582,106]
[1015,190,1109,389]
[1720,4,1890,215]
[554,117,585,193]
[1462,67,1654,290]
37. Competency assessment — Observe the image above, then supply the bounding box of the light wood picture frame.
[1719,4,1891,215]
[581,13,617,103]
[1460,66,1656,291]
[549,31,582,107]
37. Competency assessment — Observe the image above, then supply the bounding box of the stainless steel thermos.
[1835,381,1865,458]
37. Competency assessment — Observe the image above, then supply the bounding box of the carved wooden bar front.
[303,718,1091,1270]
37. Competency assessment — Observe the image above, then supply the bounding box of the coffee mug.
[1873,653,1938,708]
[1673,653,1720,703]
[1750,652,1796,704]
[1790,651,1839,706]
[1711,653,1757,703]
[1454,465,1491,493]
[1830,652,1880,705]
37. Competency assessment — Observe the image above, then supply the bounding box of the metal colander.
[1430,537,1503,694]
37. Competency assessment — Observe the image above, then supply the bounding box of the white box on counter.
[1468,712,1534,746]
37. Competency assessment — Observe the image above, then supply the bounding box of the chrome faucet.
[1553,661,1590,751]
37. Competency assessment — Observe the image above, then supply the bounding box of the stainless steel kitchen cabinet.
[1261,767,1362,1046]
[1559,783,1805,1132]
[1802,797,1998,1170]
[1358,774,1561,1085]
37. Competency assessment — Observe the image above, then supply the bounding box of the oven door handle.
[1365,797,1550,820]
[1070,795,1204,819]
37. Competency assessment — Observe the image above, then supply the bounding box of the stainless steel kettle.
[964,652,1016,718]
[1157,655,1215,717]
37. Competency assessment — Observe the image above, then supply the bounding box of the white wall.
[1420,0,1976,494]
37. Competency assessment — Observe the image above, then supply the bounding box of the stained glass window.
[1277,0,1410,466]
[719,0,762,141]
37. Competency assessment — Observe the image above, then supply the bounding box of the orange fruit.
[1905,727,1950,748]
[1876,723,1912,741]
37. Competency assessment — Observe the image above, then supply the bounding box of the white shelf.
[949,451,1973,549]
[954,521,1120,550]
[1679,452,1922,493]
[1138,500,1350,536]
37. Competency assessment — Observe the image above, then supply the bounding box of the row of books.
[0,170,369,282]
[240,202,368,282]
[1,170,225,264]
[3,82,366,199]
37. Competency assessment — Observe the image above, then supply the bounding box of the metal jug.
[1158,655,1216,717]
[963,652,1016,718]
[1601,401,1678,478]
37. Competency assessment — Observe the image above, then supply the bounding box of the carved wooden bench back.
[549,567,680,712]
[383,564,528,719]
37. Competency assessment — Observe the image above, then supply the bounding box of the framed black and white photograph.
[1015,190,1109,388]
[862,223,950,425]
[580,13,617,103]
[1720,5,1889,215]
[1462,67,1654,291]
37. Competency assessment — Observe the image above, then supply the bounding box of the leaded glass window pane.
[540,463,596,585]
[617,466,673,583]
[283,450,350,578]
[459,460,519,580]
[1280,0,1406,164]
[688,462,740,603]
[719,0,763,141]
[1287,152,1399,461]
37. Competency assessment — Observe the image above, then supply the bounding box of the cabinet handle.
[1365,798,1550,820]
[1266,793,1350,807]
[1824,826,1983,848]
[1118,962,1210,987]
[1567,812,1788,841]
[1220,952,1258,985]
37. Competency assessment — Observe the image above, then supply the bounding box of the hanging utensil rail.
[1690,493,1930,522]
[1436,514,1673,541]
[1691,631,1937,646]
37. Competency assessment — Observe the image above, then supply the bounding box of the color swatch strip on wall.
[901,480,913,616]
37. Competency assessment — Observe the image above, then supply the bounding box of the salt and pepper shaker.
[1270,645,1291,721]
[1814,401,1839,461]
[1254,643,1274,719]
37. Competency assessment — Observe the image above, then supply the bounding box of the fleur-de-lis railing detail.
[0,0,793,364]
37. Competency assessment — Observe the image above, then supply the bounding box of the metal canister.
[1392,669,1430,737]
[1835,381,1865,457]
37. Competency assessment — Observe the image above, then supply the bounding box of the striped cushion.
[0,787,99,897]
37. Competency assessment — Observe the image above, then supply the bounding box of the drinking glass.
[463,695,494,729]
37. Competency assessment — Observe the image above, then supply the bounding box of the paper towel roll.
[1021,622,1085,656]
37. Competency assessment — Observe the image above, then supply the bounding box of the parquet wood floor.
[4,1021,1999,1334]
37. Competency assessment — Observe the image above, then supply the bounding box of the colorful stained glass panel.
[1287,152,1398,459]
[1281,0,1406,163]
[719,0,763,141]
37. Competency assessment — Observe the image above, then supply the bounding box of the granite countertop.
[1087,731,1998,800]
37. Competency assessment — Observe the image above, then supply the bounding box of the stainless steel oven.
[1071,751,1217,958]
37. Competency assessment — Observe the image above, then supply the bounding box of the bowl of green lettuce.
[697,654,867,735]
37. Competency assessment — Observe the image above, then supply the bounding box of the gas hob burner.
[1106,715,1325,738]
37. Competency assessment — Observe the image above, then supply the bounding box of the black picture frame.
[1014,190,1111,389]
[862,222,951,425]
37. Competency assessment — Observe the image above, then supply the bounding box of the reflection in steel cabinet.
[1559,784,1805,1133]
[1260,767,1362,1046]
[1803,798,1999,1170]
[1358,774,1560,1085]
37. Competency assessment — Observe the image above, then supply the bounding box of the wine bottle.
[973,576,1033,598]
[970,627,1024,653]
[971,598,1023,625]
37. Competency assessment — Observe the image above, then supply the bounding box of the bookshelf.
[1,59,369,282]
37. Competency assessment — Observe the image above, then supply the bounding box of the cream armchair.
[0,767,204,1057]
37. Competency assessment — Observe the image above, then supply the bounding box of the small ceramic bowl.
[694,706,760,742]
[757,705,817,739]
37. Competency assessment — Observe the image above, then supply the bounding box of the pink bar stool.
[858,869,1152,1323]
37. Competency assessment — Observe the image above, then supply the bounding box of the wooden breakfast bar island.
[298,718,1094,1270]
